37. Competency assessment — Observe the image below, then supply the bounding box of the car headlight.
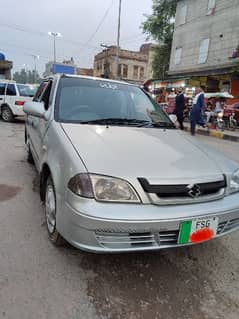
[68,173,141,203]
[230,169,239,194]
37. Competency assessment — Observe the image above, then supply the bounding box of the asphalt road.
[0,120,239,319]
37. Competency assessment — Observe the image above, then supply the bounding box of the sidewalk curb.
[185,127,239,143]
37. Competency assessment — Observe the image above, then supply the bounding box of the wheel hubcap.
[2,109,10,121]
[45,185,56,234]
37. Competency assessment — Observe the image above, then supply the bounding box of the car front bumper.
[57,191,239,253]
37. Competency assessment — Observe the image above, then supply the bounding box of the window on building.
[139,67,144,80]
[207,0,216,15]
[133,66,139,79]
[178,4,187,25]
[198,39,210,64]
[118,64,122,77]
[174,47,182,65]
[122,64,128,78]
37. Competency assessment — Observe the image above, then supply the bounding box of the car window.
[17,84,37,97]
[33,82,49,102]
[6,84,17,96]
[40,81,52,110]
[55,77,173,127]
[0,83,6,95]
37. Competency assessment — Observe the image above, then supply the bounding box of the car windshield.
[17,84,38,97]
[55,77,175,128]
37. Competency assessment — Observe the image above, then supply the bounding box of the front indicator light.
[68,173,94,198]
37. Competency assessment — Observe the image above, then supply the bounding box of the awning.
[205,92,234,99]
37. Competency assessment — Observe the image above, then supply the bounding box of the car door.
[5,83,17,114]
[0,82,7,109]
[26,80,52,168]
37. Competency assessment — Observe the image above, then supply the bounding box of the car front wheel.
[45,176,65,246]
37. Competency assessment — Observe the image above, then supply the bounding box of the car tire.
[1,105,14,122]
[45,176,65,246]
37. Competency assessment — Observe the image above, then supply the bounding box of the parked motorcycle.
[215,111,226,131]
[226,112,237,131]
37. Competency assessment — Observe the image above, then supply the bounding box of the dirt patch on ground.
[81,251,207,319]
[81,244,238,319]
[0,184,22,202]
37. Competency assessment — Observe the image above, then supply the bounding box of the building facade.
[0,53,12,80]
[169,0,239,98]
[93,44,156,84]
[76,67,93,77]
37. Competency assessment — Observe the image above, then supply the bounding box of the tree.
[13,69,42,84]
[143,0,177,79]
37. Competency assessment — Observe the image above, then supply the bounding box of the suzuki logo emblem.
[187,184,201,198]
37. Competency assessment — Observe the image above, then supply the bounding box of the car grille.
[95,217,239,250]
[138,177,226,205]
[217,217,239,235]
[95,231,157,249]
[95,230,179,250]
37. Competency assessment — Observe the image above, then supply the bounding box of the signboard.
[52,64,76,75]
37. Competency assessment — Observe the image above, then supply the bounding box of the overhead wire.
[83,0,116,48]
[0,22,100,50]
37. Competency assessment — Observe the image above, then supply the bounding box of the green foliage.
[143,0,177,79]
[13,69,41,84]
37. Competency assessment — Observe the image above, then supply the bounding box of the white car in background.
[0,80,38,122]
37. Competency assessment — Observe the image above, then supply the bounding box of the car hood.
[61,124,231,183]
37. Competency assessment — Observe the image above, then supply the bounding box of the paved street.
[0,120,239,319]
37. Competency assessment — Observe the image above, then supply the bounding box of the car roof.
[0,80,16,84]
[45,73,138,87]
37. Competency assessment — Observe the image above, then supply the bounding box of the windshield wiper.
[78,118,175,128]
[78,118,153,127]
[151,121,176,129]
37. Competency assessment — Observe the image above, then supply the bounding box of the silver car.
[24,74,239,253]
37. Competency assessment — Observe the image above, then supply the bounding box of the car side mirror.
[23,101,46,119]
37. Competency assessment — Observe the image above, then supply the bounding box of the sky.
[0,0,153,76]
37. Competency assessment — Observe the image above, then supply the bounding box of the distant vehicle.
[0,81,38,122]
[224,102,239,125]
[23,74,239,253]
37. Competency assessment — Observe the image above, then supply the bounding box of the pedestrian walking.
[190,86,206,135]
[174,87,185,130]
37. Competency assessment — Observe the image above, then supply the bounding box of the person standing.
[190,86,206,135]
[174,87,185,130]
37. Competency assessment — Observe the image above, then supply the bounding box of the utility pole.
[48,32,61,62]
[116,0,122,80]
